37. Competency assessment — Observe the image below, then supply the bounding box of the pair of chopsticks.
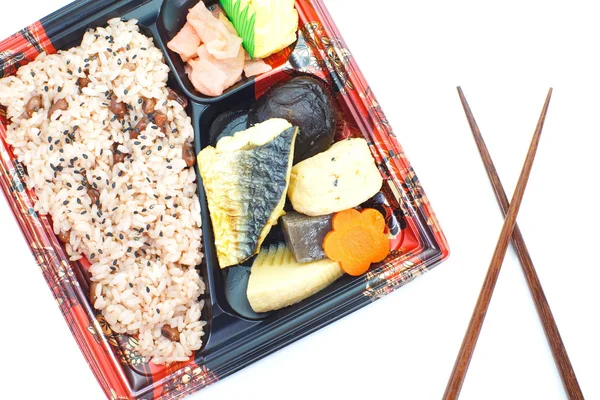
[443,88,584,399]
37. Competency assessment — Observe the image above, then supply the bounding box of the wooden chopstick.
[456,87,583,399]
[442,88,553,400]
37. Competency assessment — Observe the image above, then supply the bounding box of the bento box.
[0,0,449,399]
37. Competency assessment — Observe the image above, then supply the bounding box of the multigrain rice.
[0,19,205,364]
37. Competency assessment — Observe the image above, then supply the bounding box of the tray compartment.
[154,0,295,104]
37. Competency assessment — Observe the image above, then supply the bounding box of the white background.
[0,1,598,399]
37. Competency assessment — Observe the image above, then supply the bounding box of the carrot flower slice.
[323,208,390,276]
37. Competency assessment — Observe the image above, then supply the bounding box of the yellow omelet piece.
[220,0,299,59]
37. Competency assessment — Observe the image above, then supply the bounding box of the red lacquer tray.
[0,1,450,399]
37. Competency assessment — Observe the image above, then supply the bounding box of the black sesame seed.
[90,253,95,259]
[146,150,151,155]
[111,182,116,189]
[82,154,88,159]
[146,287,150,293]
[98,249,103,254]
[86,234,90,240]
[167,166,173,169]
[106,48,112,52]
[63,200,69,205]
[129,283,133,288]
[81,211,87,215]
[66,182,72,188]
[113,260,117,266]
[146,224,150,231]
[156,308,160,314]
[119,234,124,240]
[44,85,48,92]
[118,59,122,66]
[134,141,141,145]
[110,266,116,271]
[157,146,162,151]
[49,145,54,151]
[159,232,163,237]
[57,86,63,93]
[77,198,82,204]
[77,186,83,191]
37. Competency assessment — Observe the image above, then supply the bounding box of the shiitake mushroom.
[248,76,338,163]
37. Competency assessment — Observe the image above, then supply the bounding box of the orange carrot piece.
[323,208,390,276]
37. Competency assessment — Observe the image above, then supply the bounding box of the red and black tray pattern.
[0,1,449,399]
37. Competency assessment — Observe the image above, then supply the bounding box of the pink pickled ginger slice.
[186,44,244,97]
[187,2,242,60]
[244,59,272,77]
[167,22,201,62]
